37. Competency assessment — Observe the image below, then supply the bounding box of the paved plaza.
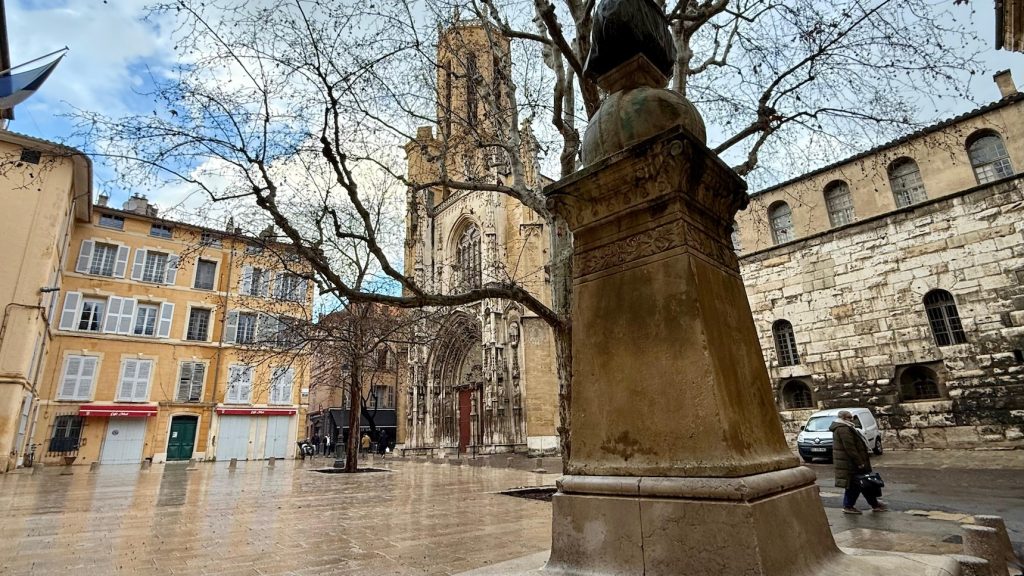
[0,458,553,575]
[1,452,1021,575]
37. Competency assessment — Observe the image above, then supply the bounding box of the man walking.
[830,410,887,514]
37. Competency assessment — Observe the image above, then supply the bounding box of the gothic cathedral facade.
[402,22,560,455]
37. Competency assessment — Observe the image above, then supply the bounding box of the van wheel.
[873,438,883,456]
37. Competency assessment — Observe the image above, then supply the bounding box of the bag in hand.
[855,472,885,497]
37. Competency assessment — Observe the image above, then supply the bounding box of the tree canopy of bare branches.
[70,0,984,463]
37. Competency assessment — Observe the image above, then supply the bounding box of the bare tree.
[72,0,983,467]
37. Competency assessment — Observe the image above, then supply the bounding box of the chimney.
[97,193,109,207]
[993,70,1018,98]
[122,193,150,215]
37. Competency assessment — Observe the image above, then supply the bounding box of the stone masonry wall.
[740,176,1024,449]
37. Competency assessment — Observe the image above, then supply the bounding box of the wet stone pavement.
[0,458,553,575]
[2,451,1022,575]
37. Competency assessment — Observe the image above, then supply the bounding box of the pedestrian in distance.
[325,434,332,457]
[311,432,320,455]
[361,432,371,454]
[830,410,888,514]
[378,430,388,456]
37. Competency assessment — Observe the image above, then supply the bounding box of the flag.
[0,55,64,109]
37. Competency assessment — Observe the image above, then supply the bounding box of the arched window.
[772,320,800,367]
[967,132,1014,184]
[457,224,482,290]
[768,202,794,245]
[888,158,927,208]
[923,290,967,346]
[824,181,854,227]
[782,380,813,409]
[899,365,942,401]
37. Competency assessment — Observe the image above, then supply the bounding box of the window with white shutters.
[237,312,257,343]
[134,304,159,336]
[132,250,179,285]
[57,355,98,401]
[274,273,306,302]
[176,362,206,402]
[269,367,294,405]
[226,364,253,404]
[116,359,153,402]
[142,251,168,283]
[87,242,119,276]
[241,266,270,296]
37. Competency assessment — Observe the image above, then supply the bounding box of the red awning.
[216,407,297,416]
[79,404,158,417]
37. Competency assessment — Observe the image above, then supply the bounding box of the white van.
[796,407,882,463]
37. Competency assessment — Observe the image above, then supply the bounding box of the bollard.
[974,515,1021,568]
[506,457,515,468]
[268,457,276,468]
[963,524,1009,576]
[948,555,993,576]
[229,458,237,469]
[532,457,547,474]
[89,461,100,472]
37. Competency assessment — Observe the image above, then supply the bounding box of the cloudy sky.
[4,0,1024,208]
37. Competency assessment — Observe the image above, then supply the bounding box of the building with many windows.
[734,72,1024,449]
[29,193,312,466]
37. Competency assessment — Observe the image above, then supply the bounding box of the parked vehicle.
[296,439,316,459]
[796,407,883,463]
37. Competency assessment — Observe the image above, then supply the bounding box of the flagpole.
[0,46,68,76]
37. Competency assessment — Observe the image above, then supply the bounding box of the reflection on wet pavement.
[0,458,554,575]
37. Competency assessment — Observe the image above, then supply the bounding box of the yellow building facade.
[0,131,91,472]
[25,194,312,467]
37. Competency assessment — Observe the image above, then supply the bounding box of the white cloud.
[7,0,173,118]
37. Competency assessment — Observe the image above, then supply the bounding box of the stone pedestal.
[542,125,962,575]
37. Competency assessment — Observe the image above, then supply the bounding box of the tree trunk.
[549,214,574,472]
[345,363,362,472]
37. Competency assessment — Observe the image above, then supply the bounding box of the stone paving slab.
[0,457,1005,576]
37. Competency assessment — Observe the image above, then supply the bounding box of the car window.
[804,416,833,432]
[853,415,863,428]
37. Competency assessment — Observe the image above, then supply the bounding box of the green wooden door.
[167,417,197,460]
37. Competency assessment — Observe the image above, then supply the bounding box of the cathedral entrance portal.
[458,389,472,453]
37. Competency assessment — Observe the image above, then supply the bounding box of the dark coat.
[830,420,871,488]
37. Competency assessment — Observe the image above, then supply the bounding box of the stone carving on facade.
[575,219,684,277]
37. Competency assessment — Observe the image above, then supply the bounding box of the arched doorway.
[167,415,199,461]
[431,313,483,453]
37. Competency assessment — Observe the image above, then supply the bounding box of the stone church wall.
[741,176,1024,449]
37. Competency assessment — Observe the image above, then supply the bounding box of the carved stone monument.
[538,0,964,573]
